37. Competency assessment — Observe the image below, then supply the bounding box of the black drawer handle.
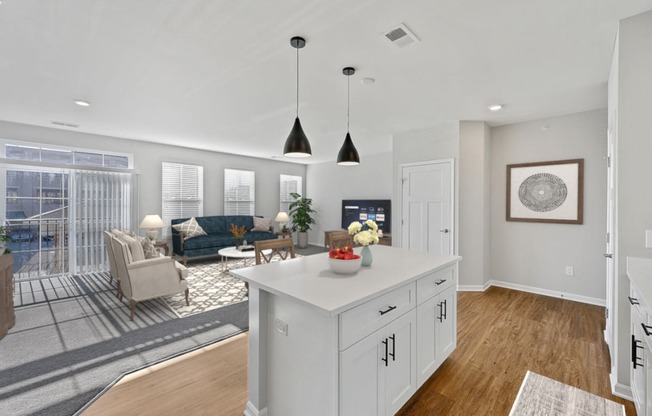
[633,335,644,369]
[435,279,447,286]
[381,338,388,367]
[642,323,652,337]
[389,334,396,362]
[629,296,640,305]
[379,305,397,316]
[437,302,444,322]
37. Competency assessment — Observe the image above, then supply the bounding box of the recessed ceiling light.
[361,77,375,85]
[488,104,503,111]
[74,100,91,107]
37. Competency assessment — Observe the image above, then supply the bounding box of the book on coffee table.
[238,245,255,252]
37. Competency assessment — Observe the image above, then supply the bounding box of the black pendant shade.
[284,117,312,157]
[284,36,312,158]
[337,132,360,165]
[337,66,360,165]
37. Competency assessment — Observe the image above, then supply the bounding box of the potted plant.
[0,225,11,254]
[288,192,316,249]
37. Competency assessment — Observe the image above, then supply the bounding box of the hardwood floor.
[82,287,635,415]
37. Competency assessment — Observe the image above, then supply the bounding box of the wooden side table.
[276,231,292,239]
[154,241,170,256]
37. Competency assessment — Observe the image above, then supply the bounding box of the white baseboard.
[459,279,606,307]
[610,372,633,401]
[244,402,268,416]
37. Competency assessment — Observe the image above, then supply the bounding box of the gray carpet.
[0,272,248,416]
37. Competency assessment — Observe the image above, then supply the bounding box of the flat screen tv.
[341,199,391,234]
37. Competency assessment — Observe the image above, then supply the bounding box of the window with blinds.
[280,174,302,213]
[162,162,204,239]
[224,168,255,215]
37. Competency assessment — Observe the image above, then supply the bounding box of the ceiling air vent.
[51,121,79,128]
[384,23,420,48]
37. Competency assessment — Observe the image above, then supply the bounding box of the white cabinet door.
[632,321,647,416]
[384,309,417,415]
[416,295,438,385]
[341,309,417,416]
[435,285,456,366]
[416,285,457,386]
[340,325,385,416]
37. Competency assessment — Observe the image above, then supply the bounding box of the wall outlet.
[646,230,652,248]
[565,266,574,276]
[275,317,288,336]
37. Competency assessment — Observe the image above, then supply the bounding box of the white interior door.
[605,111,616,364]
[400,160,453,255]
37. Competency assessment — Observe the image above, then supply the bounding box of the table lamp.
[139,214,165,241]
[275,211,290,232]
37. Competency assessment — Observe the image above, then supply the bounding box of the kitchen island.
[231,245,461,416]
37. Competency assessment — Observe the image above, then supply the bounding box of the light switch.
[646,230,652,249]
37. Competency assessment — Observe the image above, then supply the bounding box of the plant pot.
[297,232,309,249]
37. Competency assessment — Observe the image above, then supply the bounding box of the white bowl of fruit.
[328,247,362,274]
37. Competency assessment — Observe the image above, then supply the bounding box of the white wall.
[490,109,607,303]
[392,122,460,251]
[459,121,491,289]
[306,152,392,246]
[613,9,652,391]
[0,120,306,231]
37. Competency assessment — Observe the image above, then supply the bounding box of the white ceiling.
[0,1,650,164]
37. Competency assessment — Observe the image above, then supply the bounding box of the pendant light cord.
[347,73,350,132]
[296,45,299,118]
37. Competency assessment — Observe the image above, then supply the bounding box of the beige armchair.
[109,234,189,320]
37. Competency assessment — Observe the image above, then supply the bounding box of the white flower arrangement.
[348,220,380,246]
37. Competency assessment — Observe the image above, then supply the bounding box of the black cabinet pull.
[629,296,640,305]
[379,305,397,316]
[437,302,443,322]
[389,334,396,361]
[633,335,644,369]
[435,279,447,286]
[381,338,388,366]
[642,323,652,337]
[442,299,447,320]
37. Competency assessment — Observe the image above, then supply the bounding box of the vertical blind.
[162,162,204,239]
[224,168,255,215]
[280,174,302,213]
[69,170,138,274]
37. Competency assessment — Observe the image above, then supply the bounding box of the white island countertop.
[230,245,461,316]
[627,257,652,302]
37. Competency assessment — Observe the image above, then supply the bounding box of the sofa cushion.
[223,216,254,231]
[173,217,207,240]
[182,234,236,251]
[119,233,145,262]
[245,231,278,242]
[251,217,272,232]
[196,216,227,234]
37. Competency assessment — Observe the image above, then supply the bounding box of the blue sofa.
[171,215,277,265]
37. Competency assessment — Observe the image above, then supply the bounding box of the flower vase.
[361,245,373,267]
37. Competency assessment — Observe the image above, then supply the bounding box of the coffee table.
[218,246,272,272]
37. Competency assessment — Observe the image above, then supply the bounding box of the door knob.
[604,254,613,258]
[440,229,449,233]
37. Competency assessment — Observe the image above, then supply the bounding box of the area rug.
[509,371,624,416]
[0,271,248,416]
[165,254,302,317]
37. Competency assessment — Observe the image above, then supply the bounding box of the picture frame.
[506,159,584,224]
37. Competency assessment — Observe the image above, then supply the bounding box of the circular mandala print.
[518,173,567,212]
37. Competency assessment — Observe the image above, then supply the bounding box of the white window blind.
[162,162,204,239]
[69,170,138,274]
[280,174,302,213]
[224,169,255,215]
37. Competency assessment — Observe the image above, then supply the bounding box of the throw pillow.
[118,233,145,262]
[251,217,272,232]
[172,217,207,240]
[137,236,159,259]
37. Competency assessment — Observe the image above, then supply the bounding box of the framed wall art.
[506,159,584,224]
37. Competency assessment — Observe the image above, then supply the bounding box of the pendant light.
[283,36,312,158]
[337,67,360,166]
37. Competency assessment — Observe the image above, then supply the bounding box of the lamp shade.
[336,132,360,166]
[139,214,165,229]
[275,212,290,223]
[283,118,312,157]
